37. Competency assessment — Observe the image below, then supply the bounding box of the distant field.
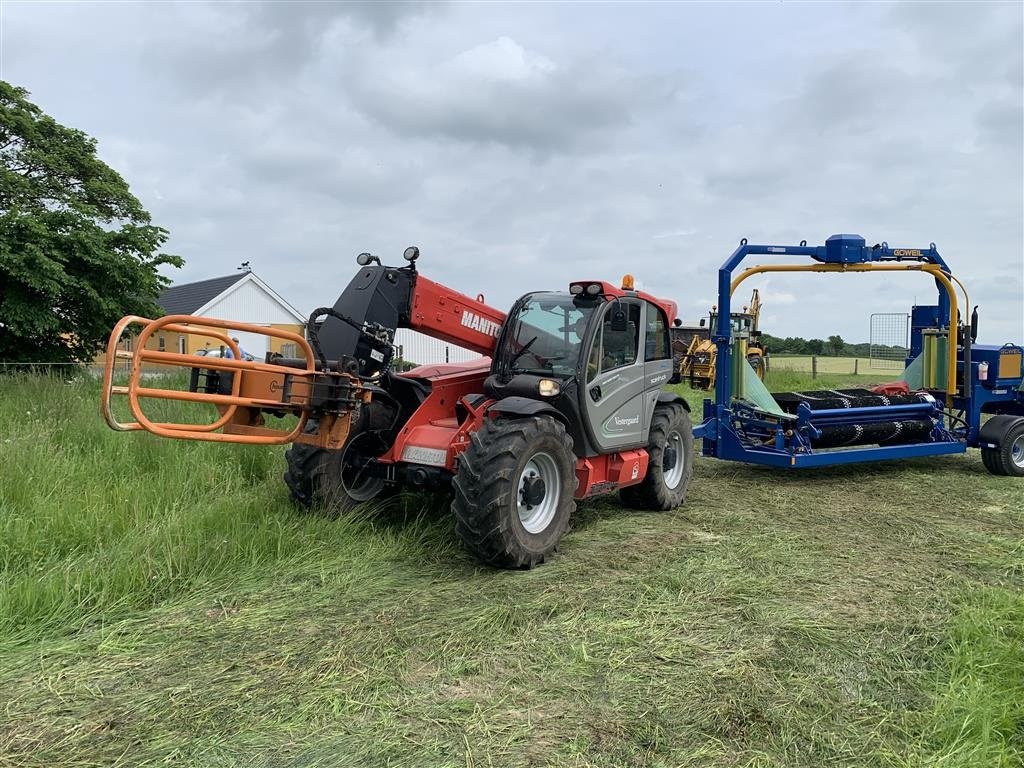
[0,373,1021,767]
[770,355,903,376]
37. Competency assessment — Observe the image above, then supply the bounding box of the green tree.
[806,338,825,356]
[828,334,845,356]
[0,81,180,366]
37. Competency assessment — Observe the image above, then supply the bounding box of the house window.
[158,336,166,351]
[178,336,186,355]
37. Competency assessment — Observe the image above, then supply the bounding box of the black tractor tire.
[620,403,694,511]
[747,353,765,380]
[452,416,577,569]
[982,420,1024,477]
[284,408,394,513]
[981,447,1005,476]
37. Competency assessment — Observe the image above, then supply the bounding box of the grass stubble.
[0,372,1020,767]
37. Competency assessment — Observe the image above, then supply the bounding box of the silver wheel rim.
[664,430,685,489]
[517,451,561,534]
[1013,435,1024,469]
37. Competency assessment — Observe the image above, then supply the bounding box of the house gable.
[199,275,306,325]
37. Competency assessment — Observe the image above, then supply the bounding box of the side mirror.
[610,307,628,333]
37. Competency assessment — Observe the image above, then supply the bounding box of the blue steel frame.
[694,234,975,469]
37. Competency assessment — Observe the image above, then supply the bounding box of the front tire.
[620,403,694,510]
[284,410,393,513]
[452,416,577,569]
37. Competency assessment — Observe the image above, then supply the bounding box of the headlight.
[538,378,561,397]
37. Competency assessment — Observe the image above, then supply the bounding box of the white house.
[154,270,306,358]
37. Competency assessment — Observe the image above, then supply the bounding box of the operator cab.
[487,278,678,457]
[708,307,755,339]
[493,291,599,379]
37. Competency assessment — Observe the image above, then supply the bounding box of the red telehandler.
[102,247,693,568]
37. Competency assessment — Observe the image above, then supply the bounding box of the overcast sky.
[3,0,1022,343]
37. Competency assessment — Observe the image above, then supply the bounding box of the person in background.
[224,337,251,360]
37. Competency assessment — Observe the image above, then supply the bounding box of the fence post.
[812,356,817,379]
[854,358,859,375]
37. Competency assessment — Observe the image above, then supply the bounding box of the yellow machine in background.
[680,289,766,390]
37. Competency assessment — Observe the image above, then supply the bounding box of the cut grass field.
[0,371,1021,767]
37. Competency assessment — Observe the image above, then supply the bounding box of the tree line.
[759,333,907,358]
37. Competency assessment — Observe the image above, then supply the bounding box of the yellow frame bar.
[729,263,958,403]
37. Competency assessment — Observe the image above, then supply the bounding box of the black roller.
[772,388,928,414]
[810,418,935,449]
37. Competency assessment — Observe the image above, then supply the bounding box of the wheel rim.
[517,451,561,534]
[663,430,685,489]
[1013,435,1024,469]
[340,434,385,502]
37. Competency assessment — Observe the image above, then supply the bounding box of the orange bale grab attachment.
[100,314,365,449]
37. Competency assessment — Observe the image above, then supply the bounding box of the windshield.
[500,293,599,377]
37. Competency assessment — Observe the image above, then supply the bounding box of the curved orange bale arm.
[100,314,357,446]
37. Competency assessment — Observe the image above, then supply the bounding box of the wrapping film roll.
[768,388,936,449]
[771,388,931,413]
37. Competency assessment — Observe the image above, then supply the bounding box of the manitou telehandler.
[102,247,694,568]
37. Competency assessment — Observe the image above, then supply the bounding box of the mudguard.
[977,414,1024,449]
[488,396,568,424]
[657,391,691,412]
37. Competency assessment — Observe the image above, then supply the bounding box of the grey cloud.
[250,149,423,207]
[344,36,678,153]
[976,99,1024,149]
[251,0,440,39]
[150,1,444,98]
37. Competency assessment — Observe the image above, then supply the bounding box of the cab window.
[644,305,671,361]
[588,302,641,380]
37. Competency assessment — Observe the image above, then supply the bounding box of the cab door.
[582,300,648,451]
[641,302,676,432]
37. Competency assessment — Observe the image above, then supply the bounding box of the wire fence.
[1,361,131,376]
[869,313,910,369]
[1,362,99,368]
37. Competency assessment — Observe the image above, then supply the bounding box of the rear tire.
[452,416,577,569]
[982,421,1024,477]
[620,403,694,510]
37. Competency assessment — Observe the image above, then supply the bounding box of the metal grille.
[869,313,910,369]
